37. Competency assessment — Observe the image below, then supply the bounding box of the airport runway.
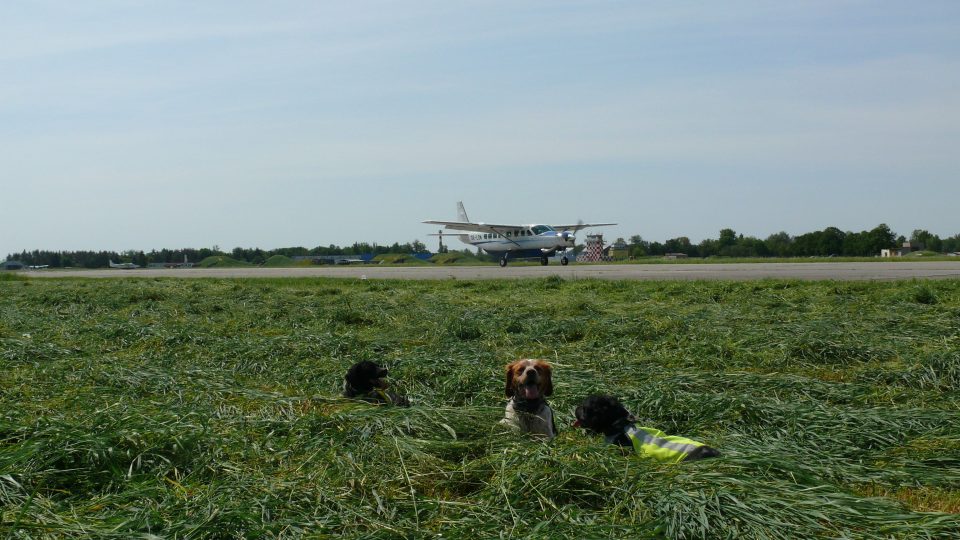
[21,261,960,281]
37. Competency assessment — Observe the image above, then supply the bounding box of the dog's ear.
[504,363,516,397]
[539,361,553,397]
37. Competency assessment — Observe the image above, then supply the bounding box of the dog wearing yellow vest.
[574,395,719,463]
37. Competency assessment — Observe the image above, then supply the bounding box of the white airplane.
[424,202,616,266]
[109,260,140,269]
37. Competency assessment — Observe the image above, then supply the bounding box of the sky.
[2,1,959,257]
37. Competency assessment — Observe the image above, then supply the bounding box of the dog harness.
[608,425,710,464]
[503,397,556,439]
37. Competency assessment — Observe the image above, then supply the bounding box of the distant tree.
[910,229,942,252]
[865,224,897,255]
[627,235,648,257]
[942,234,960,253]
[664,236,694,256]
[718,229,737,248]
[848,231,870,256]
[698,238,719,257]
[739,236,769,257]
[819,227,845,256]
[765,231,793,257]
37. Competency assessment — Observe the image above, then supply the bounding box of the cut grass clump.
[913,285,939,305]
[447,315,483,341]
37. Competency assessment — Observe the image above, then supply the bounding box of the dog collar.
[510,396,547,414]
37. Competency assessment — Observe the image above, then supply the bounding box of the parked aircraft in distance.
[424,202,616,267]
[28,265,49,269]
[158,255,194,269]
[109,260,139,269]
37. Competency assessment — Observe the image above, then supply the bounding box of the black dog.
[343,361,409,406]
[574,395,718,462]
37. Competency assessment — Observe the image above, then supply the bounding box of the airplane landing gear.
[540,256,549,266]
[560,256,569,266]
[499,256,508,267]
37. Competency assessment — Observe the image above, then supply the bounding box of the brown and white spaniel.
[501,359,556,439]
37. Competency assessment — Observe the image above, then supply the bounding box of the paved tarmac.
[20,261,960,281]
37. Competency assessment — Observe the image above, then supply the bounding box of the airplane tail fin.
[457,201,470,223]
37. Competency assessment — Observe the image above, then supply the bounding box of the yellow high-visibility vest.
[609,425,710,463]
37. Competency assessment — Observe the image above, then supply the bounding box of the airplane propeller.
[559,220,583,244]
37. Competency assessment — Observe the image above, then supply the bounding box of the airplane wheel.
[560,257,569,266]
[499,258,508,267]
[540,256,549,266]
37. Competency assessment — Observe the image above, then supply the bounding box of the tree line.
[622,225,960,258]
[5,240,430,268]
[7,225,959,268]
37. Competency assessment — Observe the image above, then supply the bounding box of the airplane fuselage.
[458,224,574,258]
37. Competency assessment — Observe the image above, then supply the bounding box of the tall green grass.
[1,277,958,538]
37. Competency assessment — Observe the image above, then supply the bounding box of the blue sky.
[2,1,958,257]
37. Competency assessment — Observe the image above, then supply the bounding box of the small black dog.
[343,361,409,406]
[574,395,719,462]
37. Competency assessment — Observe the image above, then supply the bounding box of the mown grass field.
[1,275,959,538]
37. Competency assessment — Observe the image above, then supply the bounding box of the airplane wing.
[550,222,617,233]
[423,220,525,247]
[423,220,526,234]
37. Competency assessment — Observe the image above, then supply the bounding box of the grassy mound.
[262,255,295,267]
[197,255,252,268]
[1,278,959,538]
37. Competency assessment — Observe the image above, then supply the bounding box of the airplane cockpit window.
[531,225,551,235]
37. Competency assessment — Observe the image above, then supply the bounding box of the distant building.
[577,234,612,262]
[1,260,25,270]
[664,253,689,259]
[881,242,916,257]
[292,254,379,265]
[146,256,194,269]
[608,239,629,260]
